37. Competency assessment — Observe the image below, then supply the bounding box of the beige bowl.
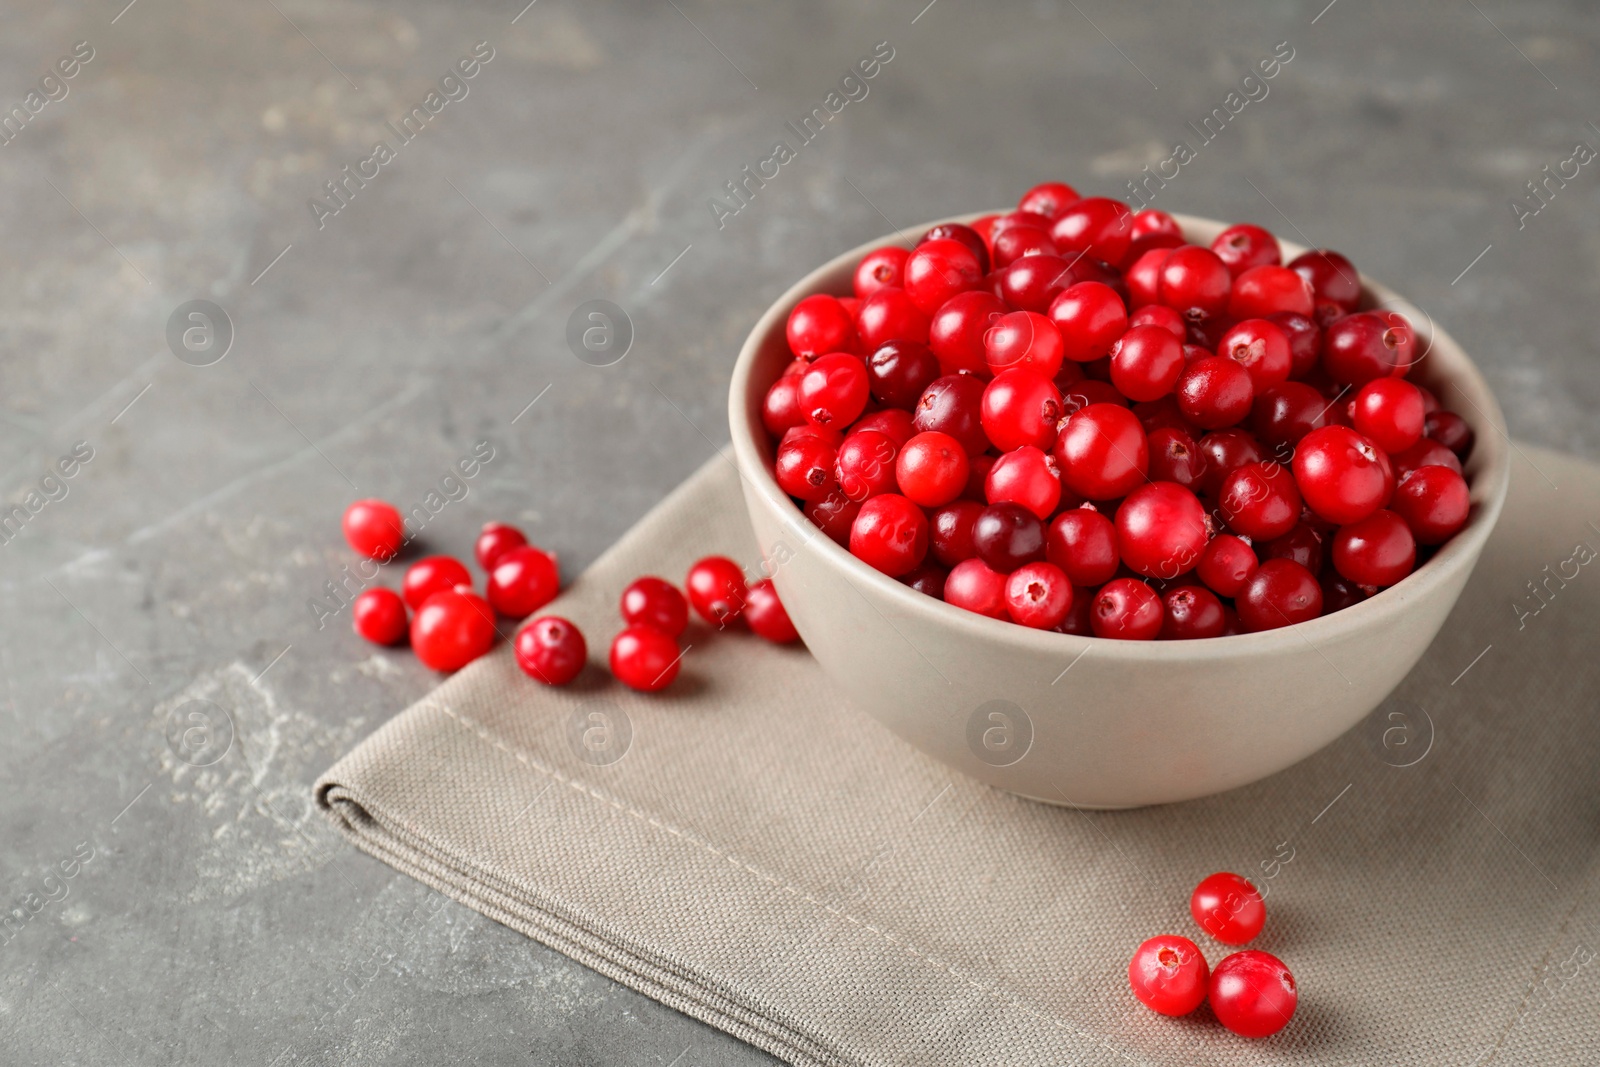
[728,213,1510,808]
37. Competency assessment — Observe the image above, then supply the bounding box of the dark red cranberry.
[1196,533,1258,598]
[930,499,985,567]
[1046,507,1120,586]
[1147,426,1207,491]
[1219,461,1303,541]
[1159,585,1227,639]
[928,291,1007,375]
[1323,311,1408,385]
[1392,438,1463,480]
[1251,381,1330,453]
[1263,522,1325,574]
[1197,429,1266,496]
[1425,410,1474,459]
[1288,249,1362,323]
[914,374,990,456]
[1236,559,1323,631]
[1333,509,1416,586]
[919,222,991,275]
[1267,311,1322,379]
[866,341,940,410]
[972,502,1046,571]
[899,559,950,600]
[1391,465,1469,545]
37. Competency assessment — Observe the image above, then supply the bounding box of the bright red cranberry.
[981,368,1062,452]
[1197,429,1265,496]
[1425,410,1474,459]
[1176,356,1254,430]
[896,431,970,508]
[1128,303,1186,340]
[1267,311,1322,378]
[919,222,991,274]
[1351,378,1425,454]
[743,579,799,643]
[1146,426,1207,491]
[782,421,842,450]
[1196,533,1258,598]
[1191,871,1266,944]
[1237,558,1322,631]
[609,624,680,691]
[1109,324,1185,402]
[866,340,940,410]
[857,287,931,349]
[686,556,749,628]
[915,374,990,457]
[1048,281,1128,363]
[1130,208,1182,241]
[515,615,587,685]
[998,253,1077,313]
[984,310,1064,379]
[1220,462,1302,541]
[1126,247,1172,307]
[1289,248,1361,323]
[797,353,870,428]
[853,246,908,299]
[1333,508,1416,586]
[1227,264,1314,319]
[488,545,560,618]
[1211,223,1280,273]
[1251,381,1330,454]
[1003,561,1072,629]
[1116,482,1208,579]
[1264,522,1324,574]
[945,557,1008,618]
[1392,437,1463,480]
[403,555,473,610]
[1392,465,1470,544]
[850,494,929,577]
[987,446,1061,520]
[774,433,839,501]
[835,429,899,502]
[342,499,406,561]
[786,294,857,359]
[1218,318,1292,391]
[972,502,1046,571]
[903,238,984,314]
[851,408,916,447]
[1209,950,1298,1039]
[928,290,1007,375]
[1046,508,1119,586]
[805,489,861,546]
[1053,403,1150,500]
[1017,180,1081,219]
[1049,196,1134,266]
[930,499,985,567]
[1323,311,1408,385]
[991,224,1057,267]
[1160,585,1226,639]
[1293,426,1394,525]
[352,587,407,645]
[1092,578,1163,640]
[762,373,806,437]
[410,588,496,671]
[1158,244,1231,322]
[1128,935,1210,1017]
[474,522,528,571]
[620,576,689,637]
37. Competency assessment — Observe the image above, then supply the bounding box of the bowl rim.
[728,210,1512,662]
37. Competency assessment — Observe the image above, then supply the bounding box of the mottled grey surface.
[0,0,1595,1063]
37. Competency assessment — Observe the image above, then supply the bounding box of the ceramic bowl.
[728,213,1510,807]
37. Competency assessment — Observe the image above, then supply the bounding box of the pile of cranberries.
[762,182,1475,637]
[339,500,798,689]
[1129,871,1297,1038]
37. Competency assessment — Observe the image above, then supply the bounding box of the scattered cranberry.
[474,522,528,571]
[686,556,749,628]
[487,546,560,619]
[1209,951,1298,1039]
[1128,935,1210,1017]
[343,499,406,562]
[609,625,681,692]
[1190,871,1266,945]
[352,588,407,646]
[620,576,689,638]
[403,555,473,610]
[411,588,496,672]
[514,616,587,685]
[743,579,799,643]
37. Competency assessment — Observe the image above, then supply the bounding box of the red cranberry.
[998,254,1076,313]
[900,560,949,600]
[1293,426,1394,525]
[945,558,1008,618]
[352,588,407,645]
[1320,571,1369,612]
[972,502,1046,571]
[928,290,1007,375]
[474,521,528,571]
[981,368,1062,452]
[915,374,990,457]
[853,245,908,299]
[1047,281,1128,363]
[897,431,970,508]
[991,225,1057,267]
[743,579,798,643]
[1392,438,1463,480]
[1323,311,1408,385]
[851,408,916,448]
[1053,403,1150,499]
[403,555,473,610]
[1333,508,1416,586]
[1197,429,1266,496]
[1092,578,1163,640]
[987,446,1061,520]
[515,616,587,685]
[488,545,560,618]
[1196,533,1258,598]
[835,429,899,502]
[930,499,984,566]
[1250,381,1329,454]
[411,588,496,671]
[1049,196,1134,266]
[1116,482,1208,579]
[850,494,929,577]
[1352,378,1425,453]
[762,374,805,437]
[342,499,406,561]
[805,489,861,546]
[1004,561,1072,629]
[985,310,1064,379]
[1191,871,1266,945]
[1061,379,1129,414]
[1267,311,1321,378]
[774,434,839,501]
[1236,558,1322,631]
[904,238,984,314]
[1176,356,1254,430]
[1289,248,1362,322]
[1146,426,1207,491]
[1128,935,1210,1018]
[1227,264,1314,319]
[1160,585,1226,639]
[1425,410,1474,459]
[1218,318,1292,391]
[866,340,940,410]
[610,624,680,691]
[1392,465,1470,544]
[1017,180,1081,219]
[1219,462,1302,541]
[1046,508,1119,586]
[786,294,857,359]
[1125,247,1172,307]
[1109,324,1185,402]
[1209,951,1298,1039]
[1264,521,1324,574]
[686,556,749,628]
[1211,223,1280,273]
[857,287,931,349]
[1130,208,1182,241]
[620,576,689,638]
[1158,245,1231,323]
[1128,304,1186,340]
[798,353,870,428]
[919,222,991,274]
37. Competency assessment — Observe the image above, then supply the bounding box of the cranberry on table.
[1237,558,1322,631]
[1392,465,1470,544]
[1191,871,1267,945]
[1211,223,1281,273]
[514,616,587,686]
[972,502,1046,572]
[986,446,1061,520]
[981,367,1062,452]
[1004,562,1073,629]
[620,576,690,637]
[853,246,908,299]
[866,340,941,410]
[1219,462,1303,541]
[403,555,473,610]
[929,290,1007,375]
[743,578,799,643]
[1209,950,1298,1039]
[352,587,407,646]
[856,287,931,349]
[1128,935,1210,1017]
[411,588,497,672]
[474,521,528,571]
[609,624,682,692]
[797,352,870,428]
[1332,508,1417,587]
[1176,356,1254,430]
[945,558,1009,618]
[686,556,749,627]
[1196,533,1258,599]
[1053,403,1150,500]
[487,545,561,618]
[1110,324,1185,402]
[1048,281,1128,362]
[1092,578,1163,640]
[1047,508,1120,587]
[1115,482,1208,580]
[930,499,984,567]
[850,494,929,577]
[786,294,857,358]
[1227,264,1314,320]
[342,499,406,562]
[1293,426,1394,526]
[1146,426,1207,491]
[914,374,990,457]
[835,429,899,502]
[1160,585,1226,640]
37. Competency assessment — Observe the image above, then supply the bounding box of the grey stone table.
[1,1,1594,1062]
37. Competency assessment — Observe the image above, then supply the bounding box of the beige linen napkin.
[316,445,1599,1067]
